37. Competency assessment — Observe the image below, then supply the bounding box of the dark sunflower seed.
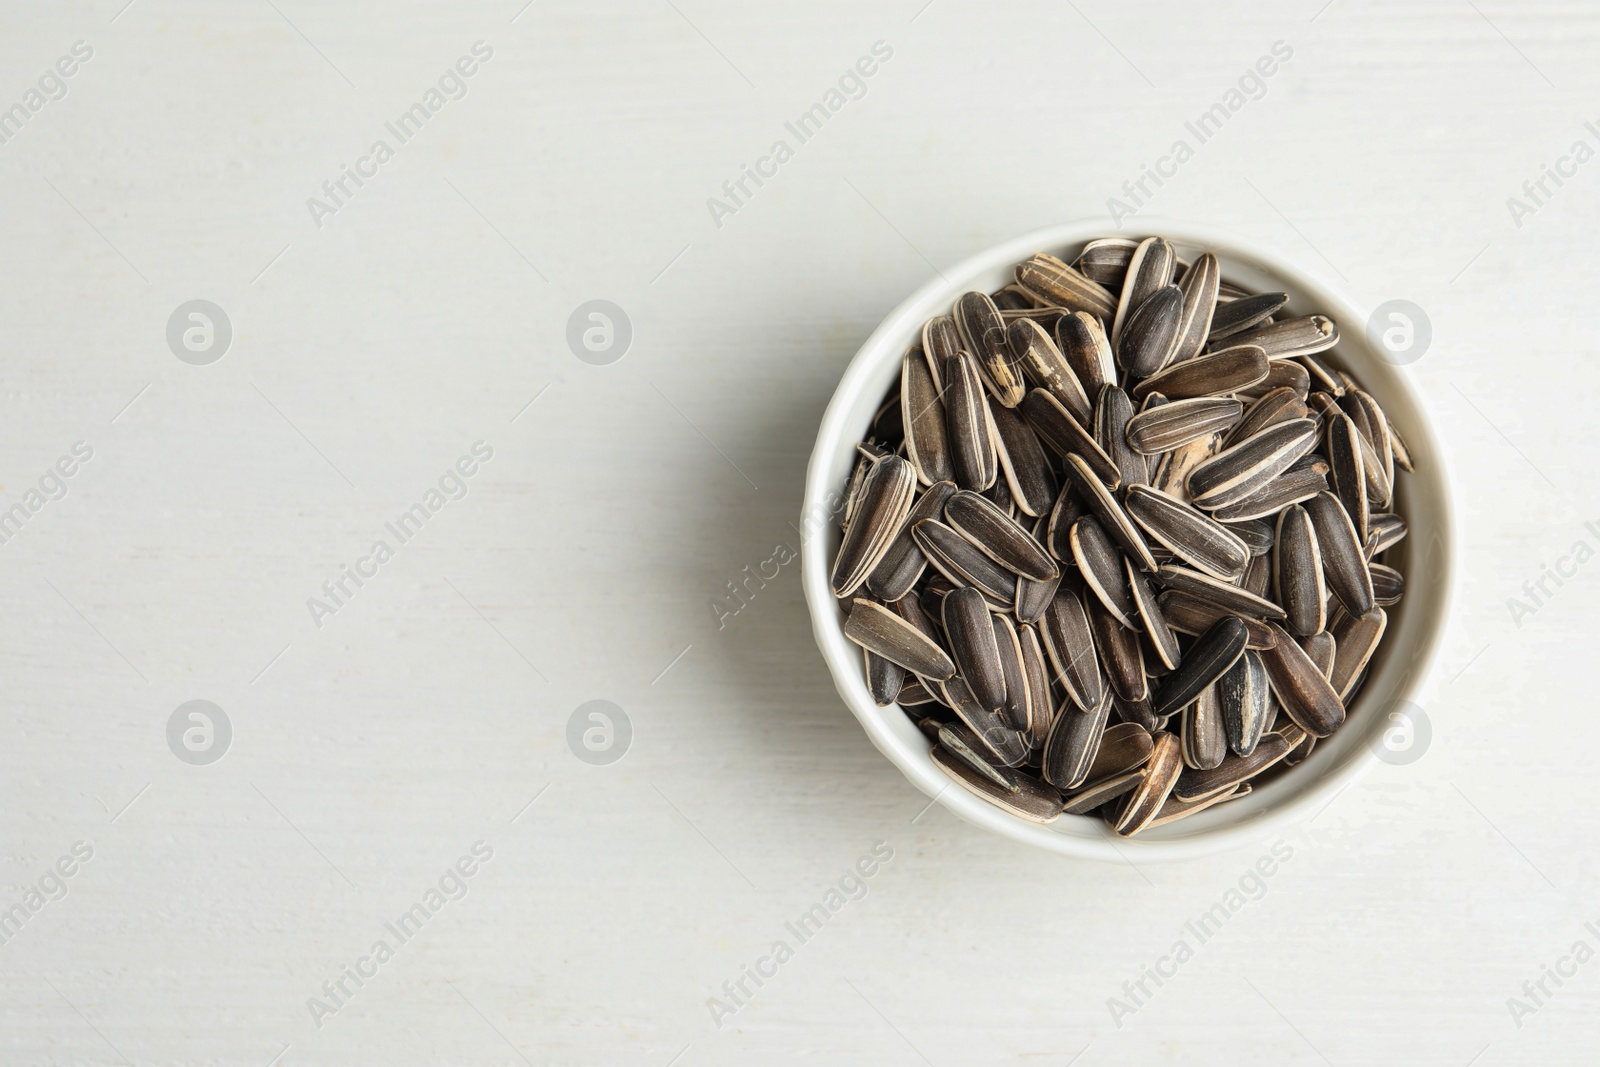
[936,720,1023,791]
[1113,730,1183,835]
[1007,318,1092,426]
[1181,682,1227,770]
[1063,452,1158,573]
[921,315,959,391]
[1304,491,1374,618]
[902,345,952,486]
[1111,237,1176,349]
[1127,556,1182,672]
[1365,512,1408,558]
[1223,387,1309,448]
[1083,721,1154,784]
[1208,291,1288,341]
[1015,253,1117,318]
[1125,485,1250,582]
[1157,564,1287,620]
[944,489,1059,582]
[1158,591,1278,649]
[1075,237,1137,289]
[866,480,957,602]
[1171,252,1221,365]
[1330,608,1386,700]
[955,291,1024,408]
[1124,397,1243,456]
[1298,631,1336,680]
[1118,284,1184,380]
[1243,553,1270,597]
[1274,503,1327,637]
[1226,315,1338,359]
[1038,579,1107,712]
[1018,624,1053,748]
[843,598,955,680]
[1171,734,1289,802]
[1062,768,1145,815]
[1343,389,1395,509]
[1224,517,1275,556]
[1206,462,1328,523]
[1186,418,1318,510]
[1093,385,1147,489]
[871,388,904,448]
[831,454,917,597]
[865,648,905,706]
[1236,358,1311,401]
[1019,388,1123,489]
[1045,482,1086,562]
[942,673,1029,765]
[897,675,938,706]
[1152,616,1248,719]
[1042,690,1113,790]
[1014,571,1061,626]
[944,351,998,492]
[1258,621,1345,737]
[913,518,1018,606]
[931,744,1062,822]
[1054,310,1117,397]
[1088,594,1147,703]
[1219,649,1270,757]
[1131,344,1269,403]
[1114,692,1159,732]
[992,612,1031,731]
[943,587,1006,712]
[1070,516,1139,630]
[1148,783,1249,827]
[1370,563,1405,605]
[1151,432,1222,506]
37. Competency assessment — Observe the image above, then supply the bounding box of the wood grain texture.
[0,0,1594,1063]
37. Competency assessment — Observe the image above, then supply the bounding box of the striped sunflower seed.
[1114,730,1183,835]
[1127,556,1182,672]
[1063,452,1158,573]
[1207,291,1287,341]
[843,598,955,680]
[1206,461,1328,523]
[1111,237,1176,349]
[913,518,1018,606]
[1007,318,1092,426]
[1151,616,1248,719]
[1082,721,1154,784]
[1223,387,1309,448]
[1258,621,1345,737]
[992,612,1031,732]
[1370,563,1405,606]
[932,744,1062,822]
[945,489,1059,582]
[1131,344,1268,403]
[1147,783,1248,827]
[1070,515,1140,629]
[1326,413,1369,546]
[1015,253,1117,318]
[1237,358,1311,401]
[1045,482,1086,563]
[1304,491,1374,618]
[1157,564,1287,621]
[902,345,952,486]
[1075,237,1137,289]
[1019,388,1123,489]
[1330,608,1386,700]
[1095,385,1149,489]
[1118,285,1184,380]
[1088,594,1148,704]
[1018,624,1053,747]
[1224,517,1275,556]
[937,720,1023,791]
[1186,418,1318,510]
[1181,682,1227,770]
[1273,504,1327,637]
[944,351,998,491]
[1055,310,1117,397]
[866,480,957,602]
[1219,649,1271,757]
[942,673,1028,765]
[921,316,959,390]
[1014,570,1062,625]
[831,454,917,597]
[1062,768,1145,815]
[1039,579,1107,712]
[1125,397,1244,456]
[1171,734,1289,803]
[1125,485,1250,582]
[943,587,1007,712]
[1171,253,1221,365]
[865,648,905,706]
[955,290,1024,407]
[1298,631,1336,680]
[1043,691,1113,790]
[1158,590,1278,650]
[1225,315,1338,359]
[1152,431,1222,505]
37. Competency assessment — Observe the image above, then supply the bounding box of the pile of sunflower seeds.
[834,236,1412,837]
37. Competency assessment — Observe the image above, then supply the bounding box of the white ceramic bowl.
[801,219,1456,862]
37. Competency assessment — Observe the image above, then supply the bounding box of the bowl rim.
[801,217,1458,863]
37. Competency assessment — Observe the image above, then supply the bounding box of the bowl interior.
[801,220,1454,861]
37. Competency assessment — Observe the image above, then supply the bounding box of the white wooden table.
[0,0,1592,1062]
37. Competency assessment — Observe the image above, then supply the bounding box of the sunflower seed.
[1304,491,1374,618]
[1219,649,1270,756]
[1112,237,1176,349]
[831,454,918,597]
[1015,253,1117,318]
[1343,389,1395,509]
[864,648,905,706]
[1019,389,1123,489]
[932,744,1062,822]
[1223,387,1309,448]
[1008,318,1092,426]
[1330,608,1386,700]
[1118,285,1184,380]
[1225,315,1338,359]
[1187,419,1317,510]
[955,291,1024,407]
[1062,768,1145,814]
[922,316,961,389]
[1114,730,1183,835]
[1157,564,1288,620]
[1158,590,1278,649]
[1125,485,1250,582]
[1018,624,1053,747]
[943,587,1006,712]
[1082,721,1155,784]
[1237,358,1311,402]
[1171,734,1289,803]
[1152,616,1247,719]
[1045,483,1086,562]
[1055,310,1117,397]
[1258,621,1345,737]
[1243,553,1271,597]
[1153,432,1222,505]
[897,675,938,706]
[1011,572,1059,626]
[944,489,1059,582]
[944,351,998,491]
[1365,512,1408,558]
[942,673,1029,765]
[991,612,1031,731]
[1089,594,1147,704]
[843,598,956,680]
[1147,783,1248,827]
[1125,397,1244,457]
[1389,421,1415,472]
[1064,453,1158,572]
[1182,682,1227,770]
[1274,504,1327,637]
[1094,385,1148,489]
[937,720,1023,790]
[866,480,957,602]
[1070,516,1139,629]
[1131,344,1269,403]
[1167,252,1221,365]
[1043,690,1113,790]
[1224,517,1275,556]
[913,518,1018,605]
[1370,563,1405,605]
[1208,291,1288,341]
[1075,237,1137,288]
[1298,631,1336,680]
[1127,556,1182,671]
[1039,579,1107,712]
[901,345,952,486]
[1206,462,1328,523]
